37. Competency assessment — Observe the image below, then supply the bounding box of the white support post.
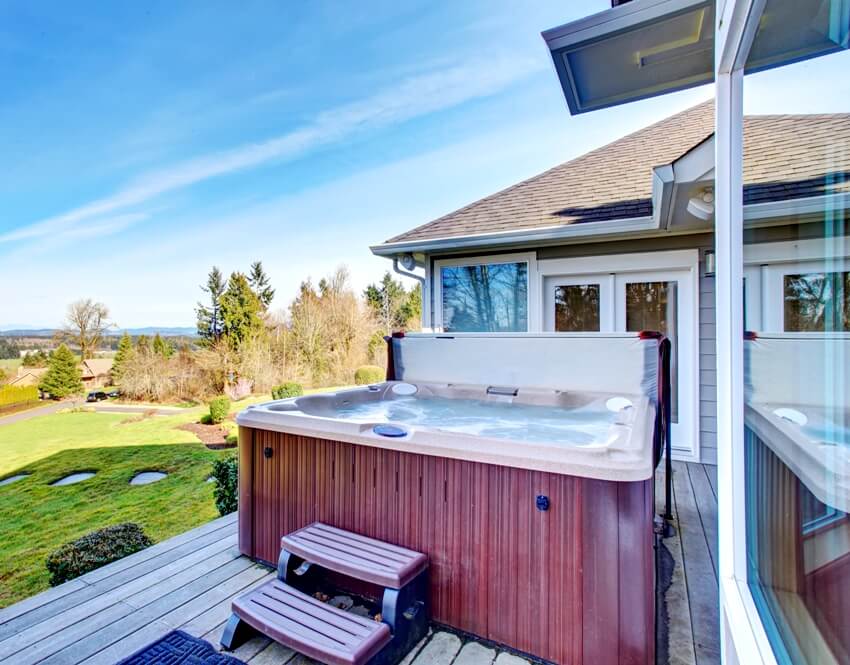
[714,2,776,663]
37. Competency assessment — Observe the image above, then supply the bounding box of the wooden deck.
[0,463,719,665]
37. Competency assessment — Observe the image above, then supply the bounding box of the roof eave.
[370,216,658,257]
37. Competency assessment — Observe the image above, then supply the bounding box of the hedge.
[45,523,152,586]
[271,382,303,400]
[0,384,39,409]
[354,365,385,385]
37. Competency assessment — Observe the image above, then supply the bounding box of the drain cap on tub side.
[373,424,408,438]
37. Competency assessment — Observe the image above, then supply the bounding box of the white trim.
[538,248,699,275]
[716,2,778,662]
[432,252,539,333]
[722,577,781,665]
[538,249,700,461]
[744,237,850,265]
[744,193,850,224]
[370,217,656,256]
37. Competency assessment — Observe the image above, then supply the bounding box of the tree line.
[17,261,420,401]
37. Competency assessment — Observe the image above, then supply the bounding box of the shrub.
[45,523,152,586]
[0,384,39,409]
[211,456,238,515]
[208,396,230,424]
[271,382,303,400]
[354,365,385,385]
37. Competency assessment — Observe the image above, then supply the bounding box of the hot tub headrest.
[745,332,850,406]
[389,333,660,401]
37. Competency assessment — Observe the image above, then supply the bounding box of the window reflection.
[441,262,528,332]
[784,272,850,332]
[554,284,600,331]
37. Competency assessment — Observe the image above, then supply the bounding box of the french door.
[540,252,699,459]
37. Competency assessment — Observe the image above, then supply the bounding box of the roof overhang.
[370,216,657,257]
[543,0,850,115]
[542,0,714,115]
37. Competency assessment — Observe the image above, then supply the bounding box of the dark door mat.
[116,630,246,665]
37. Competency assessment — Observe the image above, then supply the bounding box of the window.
[554,284,600,331]
[784,272,849,332]
[739,7,850,663]
[439,258,529,332]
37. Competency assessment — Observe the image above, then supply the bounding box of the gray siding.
[697,245,717,464]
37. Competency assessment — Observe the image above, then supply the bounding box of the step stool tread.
[282,523,427,588]
[233,579,390,665]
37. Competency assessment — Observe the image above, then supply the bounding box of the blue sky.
[1,1,847,328]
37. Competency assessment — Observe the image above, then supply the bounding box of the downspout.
[392,257,429,330]
[392,257,425,286]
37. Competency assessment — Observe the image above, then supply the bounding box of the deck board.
[671,462,721,665]
[0,467,720,665]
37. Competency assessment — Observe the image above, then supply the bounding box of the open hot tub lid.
[388,332,660,403]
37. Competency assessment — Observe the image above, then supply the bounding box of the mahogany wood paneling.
[239,429,655,664]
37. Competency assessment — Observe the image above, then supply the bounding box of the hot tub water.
[336,395,623,446]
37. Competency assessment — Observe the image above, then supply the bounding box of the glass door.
[616,270,696,457]
[542,263,698,458]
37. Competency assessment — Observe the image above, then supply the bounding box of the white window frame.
[715,2,782,664]
[744,238,850,332]
[432,252,539,333]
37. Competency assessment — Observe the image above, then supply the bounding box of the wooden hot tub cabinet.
[238,427,655,665]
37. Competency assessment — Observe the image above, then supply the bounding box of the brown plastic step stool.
[221,523,429,665]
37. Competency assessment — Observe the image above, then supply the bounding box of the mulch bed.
[177,422,233,449]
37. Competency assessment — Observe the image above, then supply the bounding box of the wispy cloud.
[1,54,543,245]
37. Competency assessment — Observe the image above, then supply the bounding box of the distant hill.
[0,327,198,338]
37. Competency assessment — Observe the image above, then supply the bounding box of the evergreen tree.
[248,261,275,309]
[364,272,421,334]
[152,333,173,358]
[219,272,265,349]
[39,344,83,398]
[197,267,225,346]
[111,332,134,384]
[135,335,151,354]
[22,349,49,367]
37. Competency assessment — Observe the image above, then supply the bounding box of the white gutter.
[370,215,657,257]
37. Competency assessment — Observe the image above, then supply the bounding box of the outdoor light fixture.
[687,187,715,221]
[704,250,716,277]
[400,253,416,271]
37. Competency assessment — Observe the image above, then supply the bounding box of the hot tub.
[236,333,669,665]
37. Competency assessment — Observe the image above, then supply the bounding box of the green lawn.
[0,388,345,608]
[0,409,230,607]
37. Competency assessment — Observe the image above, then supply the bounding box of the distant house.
[9,367,47,387]
[80,358,113,388]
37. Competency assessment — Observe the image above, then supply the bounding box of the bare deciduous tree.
[60,299,112,359]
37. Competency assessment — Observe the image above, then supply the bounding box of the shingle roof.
[383,101,850,245]
[81,358,113,378]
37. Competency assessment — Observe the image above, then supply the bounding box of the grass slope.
[0,411,231,607]
[0,388,344,607]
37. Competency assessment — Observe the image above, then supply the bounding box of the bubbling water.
[336,395,619,446]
